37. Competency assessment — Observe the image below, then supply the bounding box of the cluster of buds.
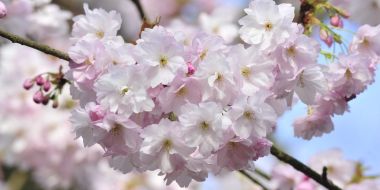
[299,0,350,47]
[23,66,69,108]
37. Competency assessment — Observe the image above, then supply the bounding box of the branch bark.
[270,146,342,190]
[239,170,269,190]
[0,28,70,61]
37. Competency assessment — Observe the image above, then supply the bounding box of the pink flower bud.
[322,36,334,47]
[0,1,7,18]
[187,62,196,76]
[52,99,59,108]
[42,96,50,105]
[35,75,45,86]
[89,105,105,121]
[330,15,341,27]
[23,79,34,90]
[43,81,51,92]
[33,91,44,104]
[338,19,344,28]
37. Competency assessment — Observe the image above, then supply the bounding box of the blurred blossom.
[331,0,380,25]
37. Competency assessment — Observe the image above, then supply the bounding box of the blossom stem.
[238,170,269,190]
[270,146,342,190]
[130,0,145,19]
[0,28,70,61]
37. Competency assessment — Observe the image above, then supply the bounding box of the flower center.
[84,59,92,65]
[264,22,273,31]
[241,67,251,78]
[163,139,172,151]
[307,106,314,116]
[120,86,129,95]
[215,72,223,82]
[200,121,210,131]
[345,68,352,79]
[96,31,105,38]
[176,86,187,96]
[200,49,208,60]
[159,56,168,67]
[287,46,296,57]
[243,111,254,120]
[362,38,370,47]
[111,123,123,136]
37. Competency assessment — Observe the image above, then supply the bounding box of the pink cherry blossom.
[239,0,297,50]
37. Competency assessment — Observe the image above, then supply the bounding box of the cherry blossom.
[239,0,297,50]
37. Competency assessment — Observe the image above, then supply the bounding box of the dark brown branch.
[0,28,70,61]
[238,170,269,190]
[131,0,145,19]
[270,146,342,190]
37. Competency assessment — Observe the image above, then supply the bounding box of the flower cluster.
[0,0,71,41]
[293,24,380,139]
[67,0,379,187]
[0,27,185,190]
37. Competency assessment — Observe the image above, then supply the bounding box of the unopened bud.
[89,105,105,121]
[52,98,59,108]
[33,91,44,104]
[42,96,50,105]
[23,79,34,90]
[43,81,51,92]
[330,15,341,27]
[324,36,334,47]
[0,1,7,18]
[35,75,45,86]
[338,19,344,28]
[187,62,196,76]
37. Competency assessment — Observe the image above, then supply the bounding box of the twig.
[130,0,145,19]
[270,146,342,190]
[238,170,269,190]
[255,168,270,180]
[0,28,70,61]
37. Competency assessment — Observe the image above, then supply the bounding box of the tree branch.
[238,170,269,190]
[270,146,342,190]
[0,28,70,62]
[130,0,145,19]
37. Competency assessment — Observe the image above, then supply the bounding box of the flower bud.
[330,15,341,27]
[42,96,50,105]
[35,75,45,86]
[0,1,7,18]
[89,106,105,121]
[43,81,51,92]
[23,79,34,90]
[324,36,334,47]
[187,62,196,76]
[52,99,59,108]
[338,19,344,28]
[33,91,44,104]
